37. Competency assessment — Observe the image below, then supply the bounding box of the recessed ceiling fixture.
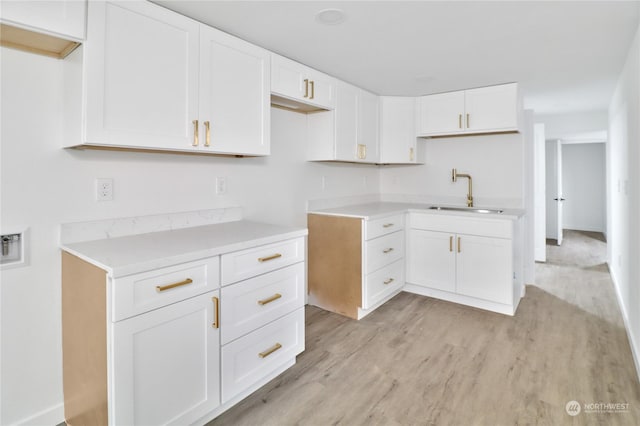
[315,8,346,26]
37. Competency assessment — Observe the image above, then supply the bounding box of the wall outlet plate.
[216,177,227,195]
[96,178,113,201]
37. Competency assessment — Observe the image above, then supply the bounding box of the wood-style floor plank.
[208,230,640,425]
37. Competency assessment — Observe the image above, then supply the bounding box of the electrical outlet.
[216,177,227,195]
[96,178,113,201]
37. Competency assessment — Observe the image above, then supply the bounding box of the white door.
[464,83,518,132]
[199,26,270,155]
[555,141,564,245]
[416,91,465,136]
[407,230,456,292]
[456,234,512,305]
[112,291,220,426]
[84,1,199,150]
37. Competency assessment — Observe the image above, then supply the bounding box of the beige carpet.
[208,230,640,425]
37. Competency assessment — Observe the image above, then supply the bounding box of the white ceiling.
[154,1,640,115]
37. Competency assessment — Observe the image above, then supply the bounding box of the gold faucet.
[452,168,473,207]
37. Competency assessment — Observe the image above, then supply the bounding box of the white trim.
[608,262,640,385]
[14,403,64,426]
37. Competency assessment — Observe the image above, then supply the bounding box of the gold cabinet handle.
[362,144,367,159]
[204,121,210,147]
[258,293,282,306]
[458,236,461,253]
[382,223,394,228]
[383,248,394,254]
[156,278,193,292]
[303,79,309,98]
[466,113,470,128]
[259,342,282,358]
[258,253,282,263]
[383,278,394,285]
[449,236,453,252]
[212,296,219,329]
[458,114,462,129]
[310,80,315,99]
[409,147,414,161]
[192,120,199,146]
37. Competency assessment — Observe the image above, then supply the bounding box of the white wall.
[608,22,640,379]
[379,133,524,208]
[0,47,380,425]
[561,143,606,232]
[536,110,608,141]
[533,123,546,261]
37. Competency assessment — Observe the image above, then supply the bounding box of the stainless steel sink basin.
[428,206,504,214]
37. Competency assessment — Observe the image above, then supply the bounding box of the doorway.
[544,140,607,248]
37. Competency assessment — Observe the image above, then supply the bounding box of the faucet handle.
[451,168,457,182]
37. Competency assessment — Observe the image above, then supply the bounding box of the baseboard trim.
[608,262,640,385]
[13,402,63,426]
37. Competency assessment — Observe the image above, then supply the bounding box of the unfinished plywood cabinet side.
[308,214,362,319]
[62,252,108,426]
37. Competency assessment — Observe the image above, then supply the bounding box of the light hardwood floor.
[208,230,640,425]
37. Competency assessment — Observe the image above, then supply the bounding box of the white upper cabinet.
[308,81,378,163]
[271,54,335,110]
[199,26,270,156]
[69,1,270,156]
[379,97,422,164]
[83,1,199,151]
[416,83,519,137]
[1,0,86,40]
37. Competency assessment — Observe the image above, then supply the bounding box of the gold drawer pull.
[449,236,453,252]
[259,343,282,358]
[466,113,470,128]
[309,80,315,99]
[383,248,394,254]
[458,237,461,253]
[258,293,282,306]
[458,114,462,129]
[212,296,219,329]
[156,278,193,292]
[384,278,394,285]
[382,223,394,228]
[303,79,309,98]
[258,253,282,263]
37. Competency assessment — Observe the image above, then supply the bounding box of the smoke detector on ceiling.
[315,9,346,25]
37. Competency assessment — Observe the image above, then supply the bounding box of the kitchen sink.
[428,206,504,214]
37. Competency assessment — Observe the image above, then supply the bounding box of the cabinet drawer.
[363,259,404,309]
[221,307,305,402]
[221,263,305,345]
[221,237,305,285]
[365,214,404,240]
[112,257,219,322]
[365,231,404,274]
[410,213,512,239]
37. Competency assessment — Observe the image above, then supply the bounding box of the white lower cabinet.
[112,291,220,426]
[308,213,405,319]
[62,234,306,425]
[406,212,521,315]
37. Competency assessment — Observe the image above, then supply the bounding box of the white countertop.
[61,220,308,278]
[308,202,525,220]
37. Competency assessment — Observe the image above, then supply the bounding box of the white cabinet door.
[379,96,417,163]
[407,229,456,292]
[464,83,518,133]
[112,291,220,426]
[271,54,334,109]
[199,26,270,155]
[416,91,465,136]
[357,89,379,163]
[334,82,359,161]
[1,0,86,40]
[456,234,512,304]
[84,1,199,150]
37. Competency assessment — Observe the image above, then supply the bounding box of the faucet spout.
[451,168,473,207]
